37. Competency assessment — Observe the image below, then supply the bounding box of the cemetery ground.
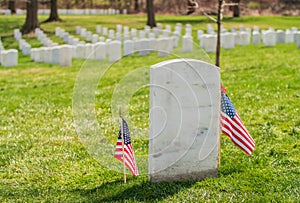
[0,15,300,202]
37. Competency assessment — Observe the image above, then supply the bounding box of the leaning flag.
[114,119,138,176]
[220,86,255,155]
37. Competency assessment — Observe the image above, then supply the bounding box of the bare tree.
[21,0,39,34]
[43,0,62,23]
[146,0,156,27]
[8,0,16,14]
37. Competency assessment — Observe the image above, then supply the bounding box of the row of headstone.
[35,28,58,47]
[196,26,299,52]
[31,45,72,66]
[261,27,299,47]
[1,9,127,16]
[14,29,33,56]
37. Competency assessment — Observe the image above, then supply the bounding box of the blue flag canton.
[118,119,131,145]
[221,92,236,119]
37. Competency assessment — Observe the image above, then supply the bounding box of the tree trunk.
[134,0,139,12]
[8,0,16,14]
[44,0,62,23]
[146,0,156,27]
[21,0,39,35]
[233,0,240,17]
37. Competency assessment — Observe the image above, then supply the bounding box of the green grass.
[0,14,300,202]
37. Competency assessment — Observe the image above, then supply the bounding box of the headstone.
[44,47,52,64]
[157,38,169,57]
[30,48,37,61]
[285,29,294,43]
[75,44,86,59]
[96,25,102,34]
[200,34,207,48]
[116,24,122,34]
[92,34,99,43]
[123,40,134,56]
[59,45,72,66]
[80,28,87,37]
[185,24,192,37]
[107,40,121,62]
[86,31,92,42]
[236,31,250,46]
[207,24,214,34]
[109,29,115,39]
[1,49,18,67]
[276,30,285,43]
[197,30,204,41]
[139,39,150,56]
[182,35,193,52]
[149,59,220,182]
[204,35,217,53]
[52,46,60,64]
[85,43,94,59]
[252,31,261,45]
[102,27,108,36]
[263,30,276,47]
[222,33,235,49]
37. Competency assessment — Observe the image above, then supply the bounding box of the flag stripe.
[220,90,255,155]
[227,114,255,149]
[221,116,254,155]
[114,119,138,176]
[221,125,252,155]
[221,114,255,152]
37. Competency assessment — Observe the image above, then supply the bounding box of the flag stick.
[216,0,224,168]
[119,107,127,184]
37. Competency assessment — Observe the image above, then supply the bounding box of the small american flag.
[221,86,255,155]
[114,118,138,176]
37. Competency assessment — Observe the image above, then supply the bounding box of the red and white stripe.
[221,112,255,155]
[114,139,138,176]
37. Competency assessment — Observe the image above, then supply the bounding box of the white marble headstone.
[149,59,220,182]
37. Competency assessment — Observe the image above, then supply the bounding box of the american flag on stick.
[114,118,138,177]
[220,86,255,155]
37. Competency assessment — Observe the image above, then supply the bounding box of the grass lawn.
[0,14,300,202]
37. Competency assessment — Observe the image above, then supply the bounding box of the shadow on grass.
[78,178,197,202]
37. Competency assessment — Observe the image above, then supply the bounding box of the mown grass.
[0,14,300,202]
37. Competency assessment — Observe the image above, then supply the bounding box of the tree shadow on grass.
[78,177,197,202]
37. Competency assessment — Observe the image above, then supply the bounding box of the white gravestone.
[222,33,235,49]
[285,30,294,43]
[94,42,106,60]
[149,59,220,182]
[108,41,121,62]
[182,35,193,52]
[123,40,134,56]
[139,38,150,56]
[263,31,276,47]
[1,49,18,67]
[86,31,92,42]
[252,31,261,45]
[157,38,169,57]
[85,44,94,59]
[92,34,99,44]
[204,35,217,53]
[59,45,72,66]
[276,30,285,43]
